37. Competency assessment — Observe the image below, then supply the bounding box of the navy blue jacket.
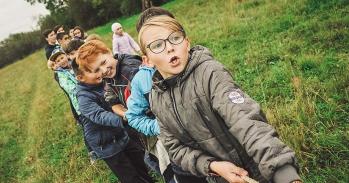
[76,82,129,159]
[76,54,141,159]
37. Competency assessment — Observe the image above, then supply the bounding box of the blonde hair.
[138,15,185,55]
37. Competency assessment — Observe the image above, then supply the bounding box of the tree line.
[0,0,168,68]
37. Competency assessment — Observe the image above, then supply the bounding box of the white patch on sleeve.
[228,90,245,104]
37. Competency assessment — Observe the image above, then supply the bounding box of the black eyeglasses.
[146,31,186,54]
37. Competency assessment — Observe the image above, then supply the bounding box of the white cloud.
[0,0,49,41]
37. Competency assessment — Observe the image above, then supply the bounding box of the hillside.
[0,0,348,182]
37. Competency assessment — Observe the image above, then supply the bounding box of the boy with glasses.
[138,15,302,183]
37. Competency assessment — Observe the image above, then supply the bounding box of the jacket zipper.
[170,87,191,138]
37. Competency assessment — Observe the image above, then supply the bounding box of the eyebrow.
[92,59,106,73]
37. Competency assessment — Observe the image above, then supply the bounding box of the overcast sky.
[0,0,49,41]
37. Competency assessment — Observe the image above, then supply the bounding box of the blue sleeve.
[126,70,159,136]
[78,91,124,128]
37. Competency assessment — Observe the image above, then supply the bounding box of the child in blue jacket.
[125,66,159,136]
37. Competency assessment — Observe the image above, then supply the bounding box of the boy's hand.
[104,84,118,105]
[105,91,117,104]
[111,104,126,117]
[209,161,248,183]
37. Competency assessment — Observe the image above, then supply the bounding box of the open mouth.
[169,56,179,64]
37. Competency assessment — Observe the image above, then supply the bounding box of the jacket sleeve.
[127,33,140,52]
[45,50,51,60]
[117,54,142,65]
[158,117,217,176]
[112,37,119,54]
[125,72,159,136]
[77,91,124,128]
[57,72,79,113]
[203,61,300,182]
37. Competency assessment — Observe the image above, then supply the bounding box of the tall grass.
[0,0,348,182]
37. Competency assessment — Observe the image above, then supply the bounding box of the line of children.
[47,37,151,179]
[79,11,227,182]
[44,23,155,182]
[43,7,303,183]
[45,23,155,181]
[43,25,87,59]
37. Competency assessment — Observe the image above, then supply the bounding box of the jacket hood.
[139,65,156,72]
[152,45,214,92]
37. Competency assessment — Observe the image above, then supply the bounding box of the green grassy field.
[1,0,348,182]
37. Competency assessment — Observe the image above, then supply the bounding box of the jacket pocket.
[98,129,115,147]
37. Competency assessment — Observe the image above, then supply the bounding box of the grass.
[0,0,348,182]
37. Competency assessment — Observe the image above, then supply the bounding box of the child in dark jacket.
[75,40,154,183]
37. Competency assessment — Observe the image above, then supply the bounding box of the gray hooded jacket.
[150,45,300,183]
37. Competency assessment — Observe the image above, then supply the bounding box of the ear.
[47,60,54,69]
[142,55,154,67]
[186,37,191,51]
[76,75,84,82]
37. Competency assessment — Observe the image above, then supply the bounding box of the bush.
[0,31,45,68]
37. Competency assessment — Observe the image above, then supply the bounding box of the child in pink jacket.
[111,22,141,55]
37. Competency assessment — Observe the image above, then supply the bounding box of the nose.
[165,40,174,53]
[100,67,108,76]
[96,72,103,79]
